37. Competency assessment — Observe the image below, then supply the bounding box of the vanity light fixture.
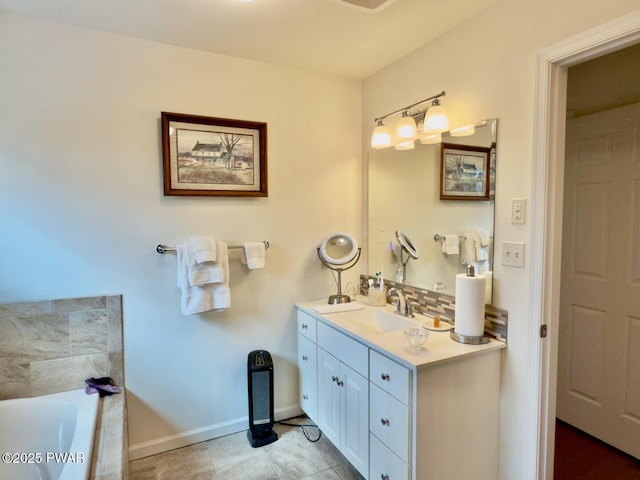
[423,97,449,133]
[371,91,447,149]
[450,124,476,137]
[395,141,415,151]
[419,132,442,144]
[396,111,418,142]
[371,120,392,149]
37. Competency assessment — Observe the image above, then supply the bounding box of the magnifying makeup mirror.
[317,232,361,304]
[395,230,419,284]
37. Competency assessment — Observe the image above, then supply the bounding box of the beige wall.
[362,1,640,478]
[0,13,361,459]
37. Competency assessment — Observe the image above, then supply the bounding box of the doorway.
[555,44,640,473]
[530,11,640,480]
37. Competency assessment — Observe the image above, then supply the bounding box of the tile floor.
[129,417,365,480]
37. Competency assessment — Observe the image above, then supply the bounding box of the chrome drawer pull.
[380,418,390,426]
[381,373,390,381]
[381,475,389,480]
[302,355,308,361]
[302,323,308,329]
[332,376,338,383]
[302,394,308,400]
[337,380,344,387]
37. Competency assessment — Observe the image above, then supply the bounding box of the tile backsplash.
[0,295,124,400]
[360,275,508,342]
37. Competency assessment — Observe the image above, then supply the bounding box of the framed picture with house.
[161,112,267,196]
[439,143,491,200]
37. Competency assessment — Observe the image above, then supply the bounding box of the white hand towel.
[241,242,266,269]
[177,243,230,315]
[461,231,476,264]
[186,241,227,286]
[312,302,366,314]
[476,228,490,247]
[189,236,218,263]
[470,229,489,261]
[441,234,460,255]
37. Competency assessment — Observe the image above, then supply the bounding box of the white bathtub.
[0,389,99,480]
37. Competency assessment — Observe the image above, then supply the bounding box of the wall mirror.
[367,119,497,302]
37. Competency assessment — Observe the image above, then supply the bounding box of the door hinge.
[540,324,548,338]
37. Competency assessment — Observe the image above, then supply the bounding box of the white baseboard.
[128,404,304,461]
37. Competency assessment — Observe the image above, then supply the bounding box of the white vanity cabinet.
[316,322,369,478]
[296,303,504,480]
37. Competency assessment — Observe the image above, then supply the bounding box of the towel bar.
[433,234,467,241]
[156,241,269,254]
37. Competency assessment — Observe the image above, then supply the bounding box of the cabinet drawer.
[370,350,411,405]
[298,334,317,380]
[298,310,317,341]
[299,372,317,423]
[317,322,368,377]
[370,384,410,462]
[370,434,410,480]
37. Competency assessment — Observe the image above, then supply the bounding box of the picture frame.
[440,143,491,200]
[161,112,267,197]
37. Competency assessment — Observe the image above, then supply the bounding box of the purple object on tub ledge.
[84,377,121,397]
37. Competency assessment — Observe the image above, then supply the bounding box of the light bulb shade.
[371,124,392,149]
[419,132,441,144]
[395,140,415,150]
[396,113,417,141]
[450,124,475,137]
[424,104,449,133]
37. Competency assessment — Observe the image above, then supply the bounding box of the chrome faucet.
[387,288,414,317]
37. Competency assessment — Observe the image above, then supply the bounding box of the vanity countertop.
[296,299,506,370]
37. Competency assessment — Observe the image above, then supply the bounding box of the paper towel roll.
[455,273,486,337]
[484,271,493,304]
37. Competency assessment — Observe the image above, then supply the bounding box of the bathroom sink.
[335,307,420,333]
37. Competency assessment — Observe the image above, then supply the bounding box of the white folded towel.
[241,242,266,269]
[312,302,366,314]
[177,242,230,315]
[461,230,488,264]
[441,234,460,255]
[470,229,489,261]
[461,231,476,264]
[476,228,490,247]
[189,236,218,263]
[185,241,227,286]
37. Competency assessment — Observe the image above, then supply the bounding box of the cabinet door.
[317,348,341,448]
[298,334,317,381]
[342,366,369,478]
[370,434,410,480]
[298,310,317,341]
[370,383,410,462]
[299,372,317,423]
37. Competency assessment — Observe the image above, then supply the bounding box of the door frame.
[528,10,640,480]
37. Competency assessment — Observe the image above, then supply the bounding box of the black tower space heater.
[247,350,278,447]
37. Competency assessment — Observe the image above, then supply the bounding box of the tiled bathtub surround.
[0,295,124,399]
[0,295,128,480]
[360,275,508,342]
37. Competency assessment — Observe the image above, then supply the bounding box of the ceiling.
[0,0,500,79]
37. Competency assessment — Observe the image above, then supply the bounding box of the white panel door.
[317,348,341,448]
[558,102,640,459]
[341,365,369,478]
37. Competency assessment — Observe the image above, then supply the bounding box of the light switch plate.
[502,241,525,268]
[511,198,526,224]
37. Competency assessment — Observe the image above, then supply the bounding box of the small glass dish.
[404,327,429,350]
